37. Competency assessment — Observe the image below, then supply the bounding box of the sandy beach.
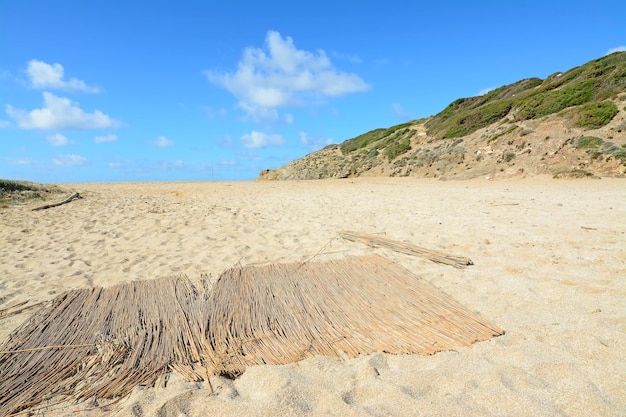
[1,177,625,416]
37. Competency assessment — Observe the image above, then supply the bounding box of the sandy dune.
[1,177,624,416]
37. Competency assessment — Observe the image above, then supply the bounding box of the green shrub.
[517,79,599,120]
[340,129,388,153]
[575,136,603,149]
[0,179,42,192]
[443,100,513,138]
[520,128,534,136]
[488,125,518,143]
[553,169,598,179]
[574,101,618,129]
[386,137,411,161]
[603,142,626,163]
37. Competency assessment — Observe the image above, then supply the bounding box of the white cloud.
[5,92,120,130]
[237,102,281,122]
[607,46,626,55]
[150,135,173,147]
[241,130,285,148]
[299,131,333,150]
[53,154,86,166]
[0,119,10,128]
[206,31,370,120]
[46,133,74,146]
[94,133,118,143]
[26,60,99,93]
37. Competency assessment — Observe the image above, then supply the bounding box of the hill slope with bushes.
[260,52,626,180]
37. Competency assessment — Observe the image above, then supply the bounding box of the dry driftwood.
[32,192,82,211]
[340,231,473,268]
[0,255,501,415]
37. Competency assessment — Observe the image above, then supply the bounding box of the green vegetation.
[503,151,516,162]
[0,179,63,206]
[386,137,411,161]
[573,100,618,129]
[0,179,47,192]
[602,142,626,164]
[575,136,603,149]
[442,100,513,138]
[572,136,626,165]
[516,79,599,120]
[340,128,389,153]
[425,52,626,139]
[289,52,626,181]
[340,122,414,154]
[520,128,534,136]
[553,169,599,179]
[488,125,518,143]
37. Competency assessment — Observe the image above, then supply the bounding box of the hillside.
[259,52,626,180]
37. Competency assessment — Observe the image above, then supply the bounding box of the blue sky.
[1,1,625,183]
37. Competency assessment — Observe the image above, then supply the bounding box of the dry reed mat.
[340,231,474,268]
[205,255,501,377]
[0,255,503,416]
[0,277,212,416]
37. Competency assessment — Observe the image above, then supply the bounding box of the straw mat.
[0,255,502,415]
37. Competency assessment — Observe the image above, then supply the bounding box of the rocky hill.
[259,52,626,180]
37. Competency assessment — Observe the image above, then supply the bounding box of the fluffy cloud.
[5,92,119,130]
[299,131,333,150]
[94,133,118,143]
[26,60,99,93]
[607,46,626,55]
[150,136,173,147]
[46,133,73,146]
[53,154,86,166]
[241,130,284,148]
[206,31,369,120]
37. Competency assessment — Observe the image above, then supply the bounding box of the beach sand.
[1,177,624,416]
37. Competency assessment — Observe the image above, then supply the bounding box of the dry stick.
[0,300,46,320]
[32,192,82,211]
[339,231,473,268]
[581,226,597,230]
[293,235,338,271]
[0,344,97,355]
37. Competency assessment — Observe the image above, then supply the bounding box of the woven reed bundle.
[0,255,503,415]
[0,277,211,416]
[205,255,503,377]
[340,231,474,267]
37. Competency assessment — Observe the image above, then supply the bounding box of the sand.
[1,177,624,416]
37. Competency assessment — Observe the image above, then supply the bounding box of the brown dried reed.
[0,255,502,416]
